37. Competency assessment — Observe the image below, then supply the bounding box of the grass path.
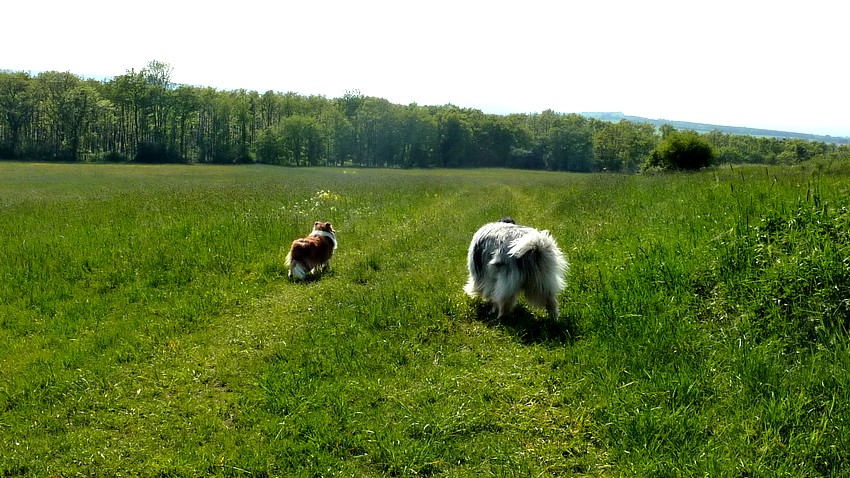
[227,174,612,475]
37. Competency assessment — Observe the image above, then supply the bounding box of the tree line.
[2,61,848,171]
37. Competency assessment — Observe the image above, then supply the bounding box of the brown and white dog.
[285,221,337,280]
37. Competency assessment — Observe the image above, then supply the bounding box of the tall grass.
[1,162,849,476]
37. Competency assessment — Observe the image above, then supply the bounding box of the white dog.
[464,218,568,320]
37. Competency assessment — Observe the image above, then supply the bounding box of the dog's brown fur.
[285,221,337,280]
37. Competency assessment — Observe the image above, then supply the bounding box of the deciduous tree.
[0,71,36,158]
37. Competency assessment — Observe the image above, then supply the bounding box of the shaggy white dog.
[464,218,568,320]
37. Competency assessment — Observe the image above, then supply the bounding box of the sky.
[4,0,848,137]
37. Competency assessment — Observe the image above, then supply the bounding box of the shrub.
[134,141,184,164]
[647,131,715,171]
[101,151,130,163]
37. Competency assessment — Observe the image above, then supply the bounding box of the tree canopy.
[1,62,848,170]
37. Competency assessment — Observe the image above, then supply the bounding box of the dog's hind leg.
[289,262,309,281]
[490,268,519,317]
[546,297,560,321]
[493,293,518,318]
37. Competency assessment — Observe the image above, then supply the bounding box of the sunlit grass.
[1,162,849,476]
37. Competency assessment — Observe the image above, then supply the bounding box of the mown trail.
[224,172,608,476]
[118,177,498,472]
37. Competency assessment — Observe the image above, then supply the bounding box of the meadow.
[1,162,849,476]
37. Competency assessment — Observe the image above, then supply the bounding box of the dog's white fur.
[464,220,568,320]
[310,230,338,248]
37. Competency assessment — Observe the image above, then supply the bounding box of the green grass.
[1,162,849,476]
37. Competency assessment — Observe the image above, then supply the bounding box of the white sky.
[4,0,848,136]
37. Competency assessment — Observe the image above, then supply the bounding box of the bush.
[134,142,184,164]
[647,131,715,171]
[101,151,130,163]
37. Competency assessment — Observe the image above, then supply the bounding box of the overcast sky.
[4,0,848,137]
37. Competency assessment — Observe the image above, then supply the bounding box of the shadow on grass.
[470,301,578,346]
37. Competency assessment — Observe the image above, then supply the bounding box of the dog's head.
[312,221,335,235]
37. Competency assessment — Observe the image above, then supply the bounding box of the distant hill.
[580,112,850,145]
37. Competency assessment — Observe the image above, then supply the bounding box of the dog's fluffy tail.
[507,229,555,258]
[508,229,569,283]
[285,251,309,280]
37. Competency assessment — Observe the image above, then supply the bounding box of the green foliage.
[0,71,36,159]
[254,127,286,165]
[2,160,850,476]
[529,110,597,171]
[592,120,658,172]
[3,66,848,170]
[648,130,716,170]
[134,141,183,163]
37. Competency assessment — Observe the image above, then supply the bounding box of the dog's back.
[289,234,334,264]
[468,221,523,275]
[465,220,567,319]
[286,221,337,280]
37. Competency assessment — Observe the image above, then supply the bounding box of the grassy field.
[1,162,849,476]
